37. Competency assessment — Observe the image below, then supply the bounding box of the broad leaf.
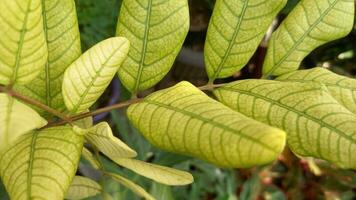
[127,81,286,168]
[263,0,355,76]
[0,0,47,85]
[276,67,356,114]
[14,0,81,115]
[214,80,356,169]
[62,37,130,113]
[0,94,47,152]
[205,0,286,81]
[65,176,101,200]
[0,126,84,200]
[86,122,137,158]
[113,158,193,186]
[116,0,190,93]
[108,173,155,200]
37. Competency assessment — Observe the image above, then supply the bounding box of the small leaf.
[0,126,84,200]
[86,122,137,158]
[205,0,287,81]
[65,176,102,200]
[116,0,190,93]
[127,81,286,168]
[276,67,356,114]
[263,0,355,76]
[214,80,356,169]
[0,94,47,152]
[82,147,100,170]
[0,0,48,85]
[107,173,155,200]
[62,37,130,114]
[113,158,193,186]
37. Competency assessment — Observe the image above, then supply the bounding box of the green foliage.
[65,176,102,200]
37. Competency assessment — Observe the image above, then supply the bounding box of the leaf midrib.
[27,132,39,199]
[41,0,51,107]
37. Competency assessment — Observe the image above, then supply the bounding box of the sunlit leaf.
[0,0,48,85]
[263,0,355,76]
[62,37,130,113]
[205,0,286,81]
[214,80,356,169]
[116,0,190,93]
[0,94,47,152]
[127,81,286,168]
[65,176,101,200]
[0,126,84,200]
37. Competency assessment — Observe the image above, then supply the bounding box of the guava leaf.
[0,93,47,152]
[205,0,287,81]
[263,0,355,76]
[127,81,286,168]
[62,37,130,113]
[82,147,100,169]
[276,67,356,114]
[0,0,47,85]
[65,176,101,200]
[214,80,356,169]
[0,126,84,200]
[116,0,189,93]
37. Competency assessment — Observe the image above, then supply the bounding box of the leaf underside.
[127,81,285,168]
[214,80,356,169]
[65,176,101,200]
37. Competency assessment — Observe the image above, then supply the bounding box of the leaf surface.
[205,0,286,81]
[62,37,130,113]
[0,0,47,85]
[214,80,356,169]
[263,0,355,76]
[65,176,101,200]
[0,126,84,200]
[127,81,285,168]
[116,0,190,93]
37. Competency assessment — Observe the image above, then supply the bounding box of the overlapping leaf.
[65,176,101,200]
[0,94,47,152]
[116,0,190,93]
[263,0,355,76]
[15,0,81,115]
[0,126,84,200]
[127,81,286,168]
[277,67,356,114]
[0,0,47,85]
[214,80,356,169]
[205,0,286,81]
[62,37,130,113]
[82,147,100,169]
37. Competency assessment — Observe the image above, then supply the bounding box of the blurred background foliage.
[1,0,355,199]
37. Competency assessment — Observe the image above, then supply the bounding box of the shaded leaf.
[65,176,101,200]
[127,81,286,168]
[82,147,100,170]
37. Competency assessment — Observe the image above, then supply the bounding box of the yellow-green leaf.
[86,122,137,158]
[82,147,100,170]
[116,0,190,93]
[0,126,84,200]
[0,93,47,152]
[62,37,130,114]
[113,158,193,186]
[205,0,286,81]
[214,80,356,169]
[127,81,286,168]
[0,0,47,85]
[107,173,155,200]
[14,0,81,115]
[276,67,356,114]
[263,0,355,76]
[65,176,101,200]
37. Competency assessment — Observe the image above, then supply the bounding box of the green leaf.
[116,0,190,93]
[14,0,81,115]
[205,0,287,81]
[107,173,155,200]
[276,67,356,114]
[0,94,47,152]
[214,80,356,169]
[0,0,48,85]
[62,37,130,114]
[113,158,193,186]
[127,81,286,168]
[0,126,84,200]
[82,147,100,169]
[65,176,101,200]
[263,0,355,76]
